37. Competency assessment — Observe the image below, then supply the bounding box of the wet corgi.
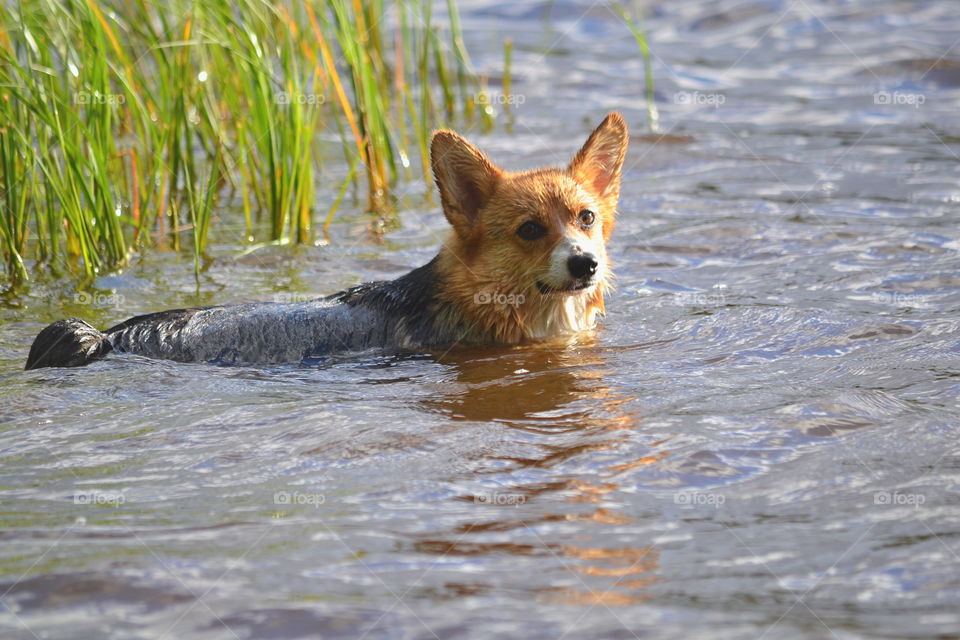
[26,113,628,369]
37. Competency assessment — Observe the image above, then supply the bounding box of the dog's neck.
[338,248,604,348]
[436,245,605,343]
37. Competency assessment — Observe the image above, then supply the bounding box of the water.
[3,0,960,638]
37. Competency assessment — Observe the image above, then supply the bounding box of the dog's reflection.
[414,337,663,605]
[427,336,635,431]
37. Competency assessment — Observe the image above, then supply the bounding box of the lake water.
[2,0,960,638]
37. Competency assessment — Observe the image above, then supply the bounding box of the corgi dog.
[25,113,628,369]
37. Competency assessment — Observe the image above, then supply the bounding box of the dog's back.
[109,301,391,364]
[26,259,448,368]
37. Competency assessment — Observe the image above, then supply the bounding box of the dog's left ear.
[431,130,503,237]
[569,112,629,206]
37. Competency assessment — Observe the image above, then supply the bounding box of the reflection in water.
[428,335,640,432]
[416,337,662,605]
[547,544,659,605]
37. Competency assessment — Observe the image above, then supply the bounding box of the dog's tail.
[25,318,112,370]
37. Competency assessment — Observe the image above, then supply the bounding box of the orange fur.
[430,112,628,344]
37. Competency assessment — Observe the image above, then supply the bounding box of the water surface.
[2,1,960,638]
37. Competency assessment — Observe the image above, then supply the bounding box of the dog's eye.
[578,209,596,227]
[517,221,547,240]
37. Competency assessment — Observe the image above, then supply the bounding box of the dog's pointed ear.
[569,112,628,204]
[431,130,502,234]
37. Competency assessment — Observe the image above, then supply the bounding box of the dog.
[25,112,628,369]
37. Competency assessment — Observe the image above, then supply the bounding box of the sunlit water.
[2,1,960,638]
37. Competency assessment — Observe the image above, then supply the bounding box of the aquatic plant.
[611,1,659,133]
[0,0,493,281]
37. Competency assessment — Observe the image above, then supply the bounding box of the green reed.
[0,0,492,282]
[611,1,659,133]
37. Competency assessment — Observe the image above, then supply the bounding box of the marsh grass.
[0,0,495,282]
[611,1,659,133]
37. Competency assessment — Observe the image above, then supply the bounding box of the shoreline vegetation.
[0,0,654,285]
[0,0,497,283]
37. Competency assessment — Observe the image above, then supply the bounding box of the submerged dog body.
[26,113,628,369]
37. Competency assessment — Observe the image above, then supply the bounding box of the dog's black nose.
[567,253,598,279]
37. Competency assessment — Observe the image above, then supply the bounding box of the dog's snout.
[567,253,598,279]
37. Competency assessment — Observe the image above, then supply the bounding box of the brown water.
[3,1,960,638]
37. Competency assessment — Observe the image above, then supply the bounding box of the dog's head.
[430,112,628,342]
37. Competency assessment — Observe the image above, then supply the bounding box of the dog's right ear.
[569,112,628,207]
[431,131,502,236]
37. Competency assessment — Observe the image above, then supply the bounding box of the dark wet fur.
[25,258,462,369]
[25,319,114,370]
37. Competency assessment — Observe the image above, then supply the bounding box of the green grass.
[611,1,659,133]
[0,0,494,282]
